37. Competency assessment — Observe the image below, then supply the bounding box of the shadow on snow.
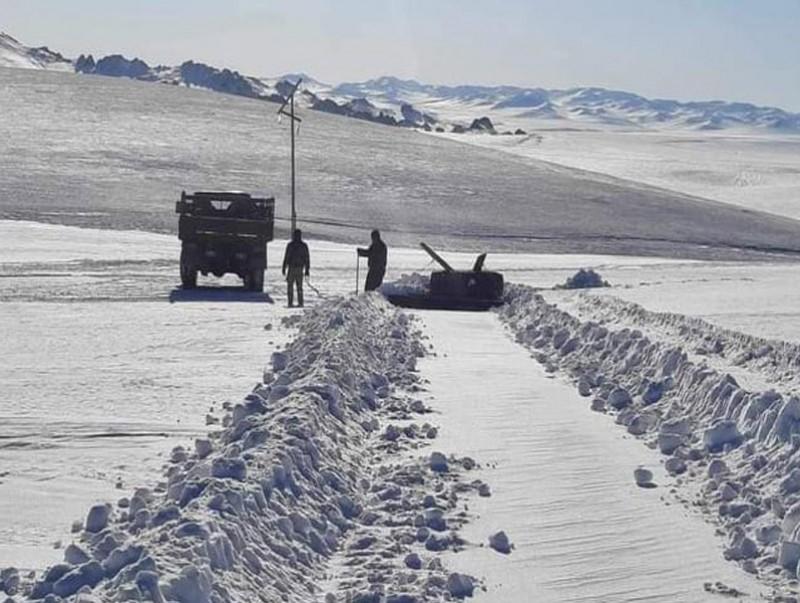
[168,286,274,304]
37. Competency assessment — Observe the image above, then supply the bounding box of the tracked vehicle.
[176,191,275,291]
[385,243,504,311]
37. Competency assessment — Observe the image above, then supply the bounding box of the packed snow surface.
[420,311,763,601]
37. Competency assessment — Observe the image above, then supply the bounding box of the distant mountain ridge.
[333,76,800,132]
[2,31,799,133]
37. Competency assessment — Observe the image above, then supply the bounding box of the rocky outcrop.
[75,54,96,74]
[468,116,495,133]
[178,61,259,98]
[93,55,151,79]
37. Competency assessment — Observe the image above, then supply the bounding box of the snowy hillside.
[4,69,800,261]
[0,32,72,71]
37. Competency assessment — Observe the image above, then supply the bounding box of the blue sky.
[3,0,799,110]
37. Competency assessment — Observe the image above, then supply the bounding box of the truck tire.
[246,269,264,292]
[180,260,197,289]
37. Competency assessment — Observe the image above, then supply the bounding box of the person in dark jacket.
[357,229,387,292]
[282,229,310,307]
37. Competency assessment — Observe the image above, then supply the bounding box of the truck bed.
[178,215,273,241]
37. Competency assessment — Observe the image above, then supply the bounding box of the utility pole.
[277,79,302,232]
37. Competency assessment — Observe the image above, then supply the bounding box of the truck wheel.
[246,269,264,292]
[180,261,197,289]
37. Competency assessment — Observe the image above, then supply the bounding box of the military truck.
[176,191,275,291]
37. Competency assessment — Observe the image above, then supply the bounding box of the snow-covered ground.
[5,220,800,600]
[439,127,800,221]
[0,224,288,570]
[4,28,800,602]
[4,67,800,261]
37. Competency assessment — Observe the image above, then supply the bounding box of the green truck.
[176,191,275,291]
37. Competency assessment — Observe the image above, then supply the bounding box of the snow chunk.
[211,457,247,481]
[779,540,800,570]
[165,565,213,603]
[52,562,104,597]
[488,531,512,554]
[703,420,743,452]
[707,459,728,478]
[642,381,665,405]
[64,544,90,566]
[634,467,655,488]
[665,457,687,475]
[607,387,632,410]
[724,529,758,561]
[0,567,19,596]
[429,452,449,473]
[404,553,422,570]
[85,503,111,533]
[447,573,475,598]
[195,438,213,459]
[102,544,144,578]
[271,351,288,372]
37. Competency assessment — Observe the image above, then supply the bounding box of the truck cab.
[176,191,275,291]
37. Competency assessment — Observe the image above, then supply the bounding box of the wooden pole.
[277,79,302,234]
[290,93,296,232]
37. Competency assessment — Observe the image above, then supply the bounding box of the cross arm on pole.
[278,110,302,123]
[276,78,303,115]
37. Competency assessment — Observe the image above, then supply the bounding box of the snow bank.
[8,294,486,602]
[572,294,800,388]
[379,273,430,298]
[556,268,609,290]
[498,284,800,594]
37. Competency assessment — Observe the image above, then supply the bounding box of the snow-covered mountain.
[0,32,72,71]
[2,31,799,133]
[332,76,800,132]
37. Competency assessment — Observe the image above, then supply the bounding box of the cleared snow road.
[420,311,764,602]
